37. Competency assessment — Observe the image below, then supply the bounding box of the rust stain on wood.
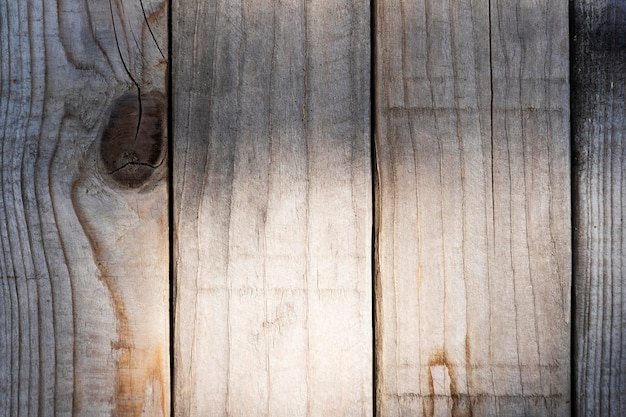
[70,203,166,416]
[426,348,472,417]
[101,269,165,416]
[115,342,166,416]
[427,350,457,396]
[70,93,169,414]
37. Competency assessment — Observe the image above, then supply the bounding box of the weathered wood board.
[374,0,571,415]
[172,0,372,415]
[572,1,626,415]
[11,0,626,415]
[0,0,169,415]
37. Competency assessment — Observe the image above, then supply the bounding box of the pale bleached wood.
[572,1,626,415]
[375,0,570,415]
[0,0,169,415]
[172,0,372,415]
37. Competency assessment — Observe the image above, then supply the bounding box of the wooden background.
[0,0,623,416]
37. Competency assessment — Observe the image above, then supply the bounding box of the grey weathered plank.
[171,1,371,416]
[572,1,626,415]
[374,0,571,415]
[0,0,169,415]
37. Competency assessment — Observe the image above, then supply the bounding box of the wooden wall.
[0,0,623,416]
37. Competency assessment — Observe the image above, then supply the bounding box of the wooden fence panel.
[0,0,169,415]
[171,1,372,415]
[9,0,626,416]
[374,0,571,415]
[572,1,626,415]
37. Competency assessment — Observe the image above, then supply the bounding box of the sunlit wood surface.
[374,0,571,415]
[172,0,372,415]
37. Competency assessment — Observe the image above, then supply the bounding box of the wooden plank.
[171,0,371,415]
[572,1,626,415]
[0,0,169,415]
[374,0,571,415]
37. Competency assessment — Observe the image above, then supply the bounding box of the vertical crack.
[489,0,495,237]
[569,0,577,415]
[108,0,143,144]
[167,0,175,416]
[140,0,166,60]
[370,0,378,415]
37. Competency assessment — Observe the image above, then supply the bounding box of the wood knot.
[100,91,166,188]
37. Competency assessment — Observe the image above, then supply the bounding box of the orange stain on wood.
[71,92,168,415]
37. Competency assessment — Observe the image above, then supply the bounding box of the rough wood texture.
[0,0,169,415]
[374,0,571,415]
[572,1,626,415]
[172,0,371,415]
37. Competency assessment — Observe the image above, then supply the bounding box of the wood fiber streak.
[0,0,168,415]
[572,1,626,415]
[374,0,571,415]
[172,0,371,415]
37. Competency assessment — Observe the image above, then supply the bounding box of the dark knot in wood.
[100,91,166,188]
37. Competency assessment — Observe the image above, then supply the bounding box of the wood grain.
[572,1,626,415]
[0,0,169,415]
[171,0,372,415]
[374,0,571,415]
